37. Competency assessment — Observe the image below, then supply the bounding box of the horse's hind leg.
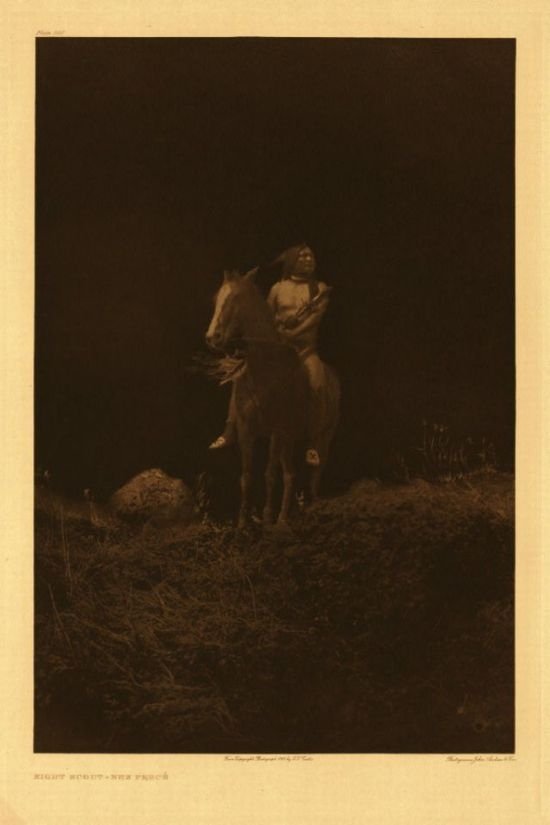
[238,439,254,529]
[277,440,295,526]
[263,434,280,525]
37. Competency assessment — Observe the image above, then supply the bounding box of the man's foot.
[209,434,233,450]
[305,448,321,467]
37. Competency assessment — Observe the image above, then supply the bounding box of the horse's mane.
[232,277,278,342]
[199,352,246,385]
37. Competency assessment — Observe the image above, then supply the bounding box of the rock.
[109,468,195,525]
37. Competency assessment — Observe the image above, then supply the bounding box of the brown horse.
[205,268,339,527]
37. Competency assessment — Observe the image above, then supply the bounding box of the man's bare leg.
[209,385,237,449]
[303,354,324,466]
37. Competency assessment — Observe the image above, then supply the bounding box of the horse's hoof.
[237,516,261,534]
[274,519,295,538]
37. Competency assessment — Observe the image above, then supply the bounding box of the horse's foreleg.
[238,439,254,529]
[263,434,280,525]
[277,441,295,526]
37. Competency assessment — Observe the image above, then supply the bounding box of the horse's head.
[205,267,258,353]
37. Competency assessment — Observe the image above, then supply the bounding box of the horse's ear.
[243,266,259,281]
[223,269,238,282]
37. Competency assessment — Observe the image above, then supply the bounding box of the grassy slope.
[35,472,514,753]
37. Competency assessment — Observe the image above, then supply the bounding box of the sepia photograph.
[34,37,515,754]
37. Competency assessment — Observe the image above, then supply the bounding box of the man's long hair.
[278,243,308,279]
[272,243,320,300]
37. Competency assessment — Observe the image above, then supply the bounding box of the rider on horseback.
[209,243,330,467]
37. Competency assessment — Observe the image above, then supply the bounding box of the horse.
[205,267,340,528]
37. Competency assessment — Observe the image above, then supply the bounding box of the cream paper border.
[1,2,548,823]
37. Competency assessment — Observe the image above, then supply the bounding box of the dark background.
[35,38,515,499]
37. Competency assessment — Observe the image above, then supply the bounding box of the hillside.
[35,471,514,753]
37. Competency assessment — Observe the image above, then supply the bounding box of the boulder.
[109,468,195,525]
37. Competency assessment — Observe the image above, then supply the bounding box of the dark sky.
[35,38,515,496]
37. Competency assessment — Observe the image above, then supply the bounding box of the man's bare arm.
[267,283,279,312]
[283,295,329,340]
